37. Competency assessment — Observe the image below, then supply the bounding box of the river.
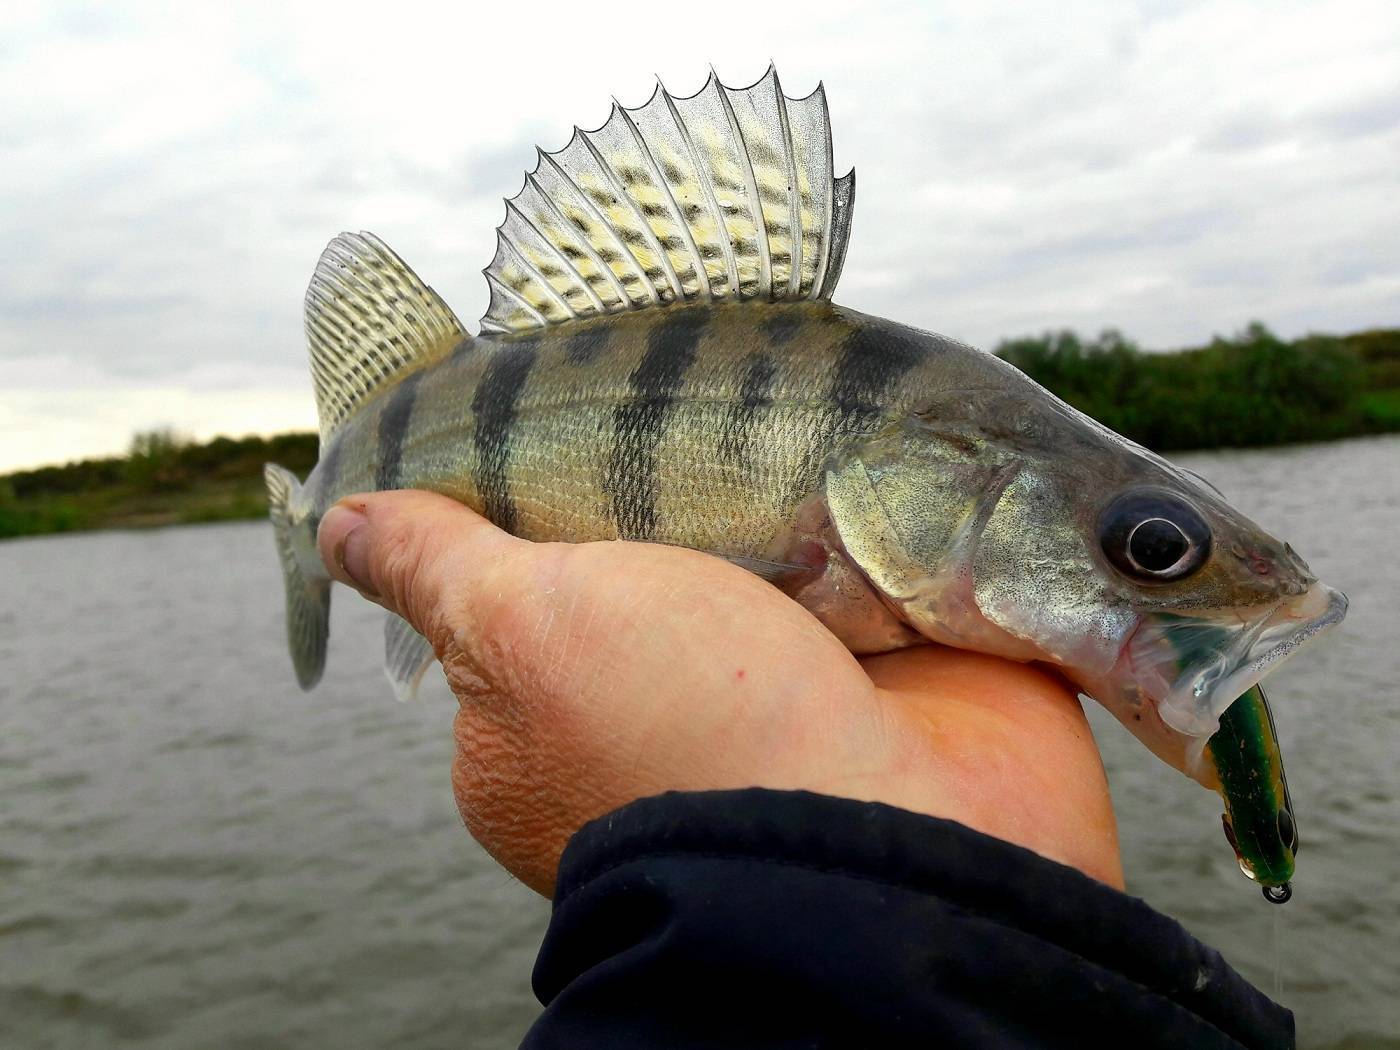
[2,434,1396,1048]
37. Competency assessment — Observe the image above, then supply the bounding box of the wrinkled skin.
[317,491,1123,896]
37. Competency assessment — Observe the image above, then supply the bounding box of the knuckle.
[453,545,562,660]
[374,520,433,610]
[369,514,462,656]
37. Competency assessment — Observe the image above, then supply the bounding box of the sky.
[2,0,1397,472]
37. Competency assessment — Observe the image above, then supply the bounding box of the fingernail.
[320,505,378,596]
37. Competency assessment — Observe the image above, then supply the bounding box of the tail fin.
[264,463,330,690]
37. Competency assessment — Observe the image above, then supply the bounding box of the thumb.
[315,491,526,646]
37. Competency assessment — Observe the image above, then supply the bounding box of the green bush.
[0,499,83,538]
[126,428,192,491]
[995,321,1381,451]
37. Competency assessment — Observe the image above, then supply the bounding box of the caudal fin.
[264,463,330,690]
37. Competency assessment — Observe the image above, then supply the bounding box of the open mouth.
[1127,584,1348,738]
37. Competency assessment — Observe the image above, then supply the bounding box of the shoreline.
[4,430,1396,543]
[7,322,1395,541]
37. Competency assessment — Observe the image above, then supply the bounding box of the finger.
[315,490,525,644]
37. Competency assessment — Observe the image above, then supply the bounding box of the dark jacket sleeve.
[523,788,1292,1050]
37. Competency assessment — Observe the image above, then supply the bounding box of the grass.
[0,476,271,538]
[1359,389,1400,430]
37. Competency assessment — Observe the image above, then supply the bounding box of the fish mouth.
[1127,584,1348,738]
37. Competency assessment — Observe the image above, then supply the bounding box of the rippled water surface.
[2,434,1397,1048]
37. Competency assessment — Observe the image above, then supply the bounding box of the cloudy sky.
[2,0,1397,471]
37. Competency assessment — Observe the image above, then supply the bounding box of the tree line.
[0,432,318,537]
[993,322,1400,450]
[1,322,1396,538]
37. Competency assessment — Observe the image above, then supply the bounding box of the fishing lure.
[1210,685,1298,901]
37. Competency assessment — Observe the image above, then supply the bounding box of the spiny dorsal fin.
[480,66,855,334]
[305,232,467,441]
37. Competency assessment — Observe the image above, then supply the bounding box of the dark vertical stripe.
[790,318,930,505]
[762,311,802,346]
[739,353,779,408]
[564,326,610,365]
[830,319,927,430]
[472,344,538,533]
[307,431,344,535]
[317,430,344,496]
[718,352,777,463]
[604,308,707,538]
[450,335,476,365]
[375,370,424,491]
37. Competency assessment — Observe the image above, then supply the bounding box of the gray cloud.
[1311,91,1400,141]
[1,0,1397,469]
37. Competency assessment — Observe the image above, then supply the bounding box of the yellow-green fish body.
[304,302,989,555]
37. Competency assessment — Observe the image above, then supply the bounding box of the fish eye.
[1098,489,1212,582]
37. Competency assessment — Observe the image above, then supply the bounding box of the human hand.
[318,491,1123,896]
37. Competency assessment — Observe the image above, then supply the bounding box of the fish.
[264,67,1346,896]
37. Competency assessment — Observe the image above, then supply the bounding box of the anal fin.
[384,613,437,702]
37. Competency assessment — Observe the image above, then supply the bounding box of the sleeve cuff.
[529,788,1293,1049]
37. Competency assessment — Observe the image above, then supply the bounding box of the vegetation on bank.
[2,323,1397,540]
[995,323,1400,450]
[0,431,317,538]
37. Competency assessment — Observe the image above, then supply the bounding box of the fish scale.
[312,301,955,555]
[264,68,1347,899]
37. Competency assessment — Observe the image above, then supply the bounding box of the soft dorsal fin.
[305,232,467,440]
[480,66,855,334]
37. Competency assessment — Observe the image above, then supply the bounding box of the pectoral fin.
[717,553,812,585]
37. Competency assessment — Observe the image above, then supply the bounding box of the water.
[2,434,1397,1049]
[1089,434,1400,1048]
[1,527,546,1047]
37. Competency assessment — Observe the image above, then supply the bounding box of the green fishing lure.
[1209,685,1298,901]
